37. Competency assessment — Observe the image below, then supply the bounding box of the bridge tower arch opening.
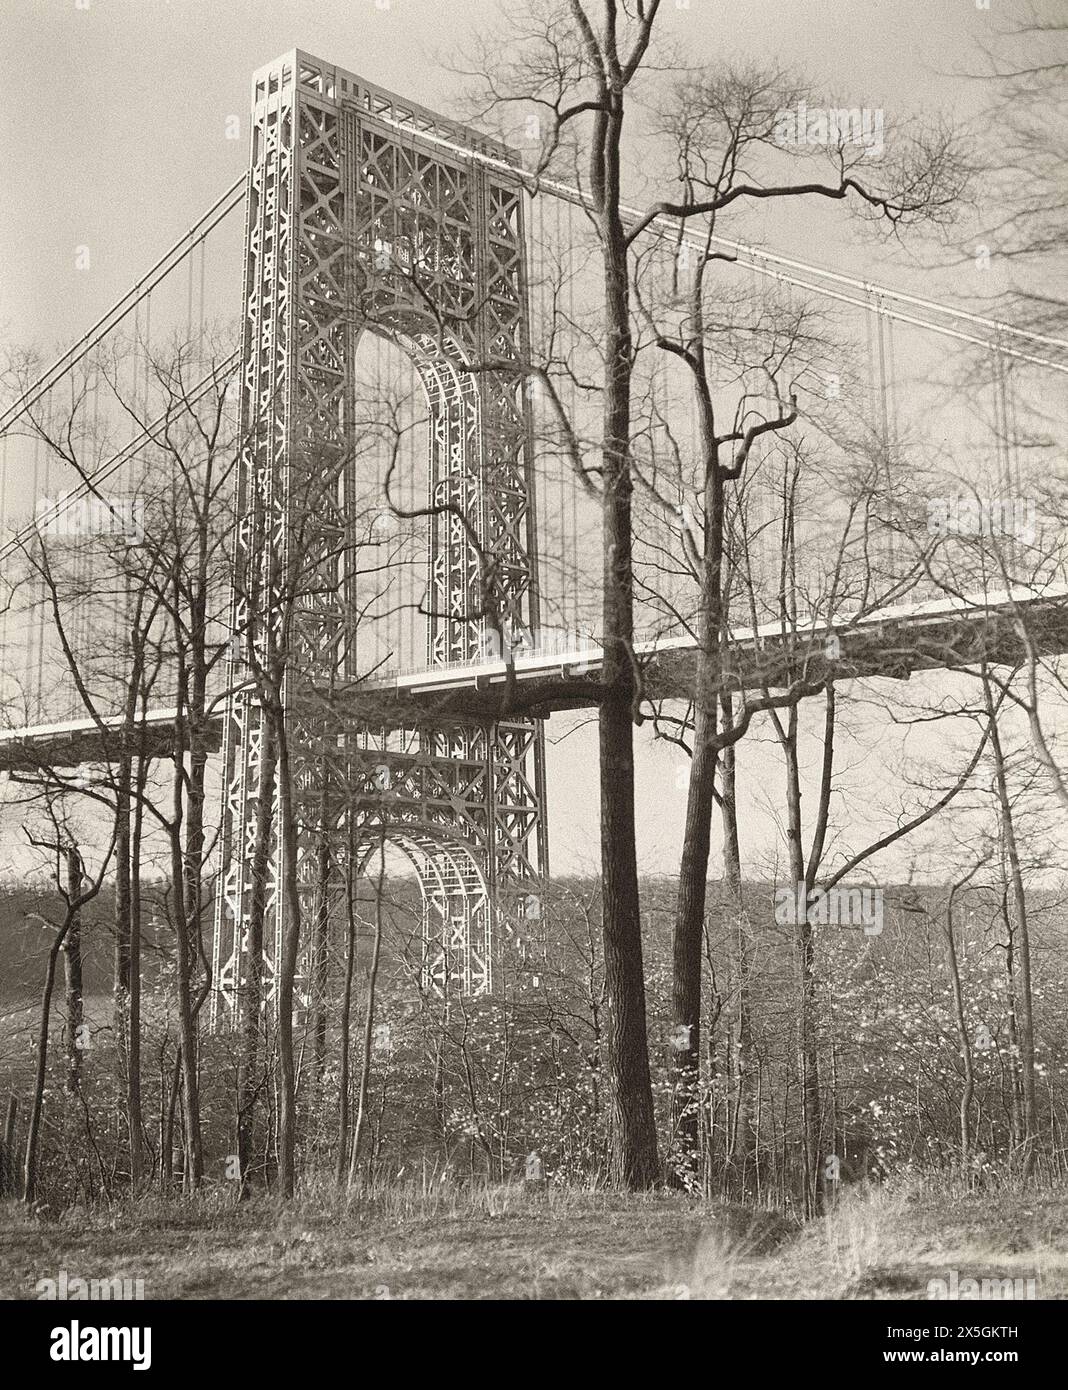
[211,50,547,1026]
[352,829,492,998]
[348,313,489,678]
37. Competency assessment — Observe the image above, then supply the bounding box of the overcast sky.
[0,0,1002,345]
[0,0,1046,880]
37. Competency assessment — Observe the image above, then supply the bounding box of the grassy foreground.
[1,1181,1065,1300]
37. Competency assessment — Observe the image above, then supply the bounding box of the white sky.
[1,0,1058,882]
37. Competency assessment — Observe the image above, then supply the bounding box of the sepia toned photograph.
[0,0,1065,1353]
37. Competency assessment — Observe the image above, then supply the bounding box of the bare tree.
[3,329,238,1192]
[21,808,116,1205]
[466,0,968,1188]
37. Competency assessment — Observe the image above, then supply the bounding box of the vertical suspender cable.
[199,234,207,370]
[1006,352,1022,522]
[25,424,40,717]
[545,191,562,636]
[35,402,50,723]
[884,308,898,578]
[874,295,894,580]
[993,333,1017,576]
[187,241,194,350]
[565,195,580,634]
[144,291,152,424]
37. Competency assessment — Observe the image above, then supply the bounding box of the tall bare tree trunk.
[168,745,204,1190]
[348,839,386,1186]
[596,88,659,1191]
[781,712,821,1216]
[943,883,975,1176]
[721,712,754,1192]
[2,1096,17,1198]
[336,823,358,1185]
[275,710,303,1199]
[162,1049,181,1191]
[23,930,65,1205]
[63,849,84,1096]
[671,702,717,1179]
[128,754,146,1187]
[312,815,331,1096]
[115,767,132,1017]
[984,675,1037,1177]
[671,350,725,1183]
[23,838,110,1205]
[115,583,147,1186]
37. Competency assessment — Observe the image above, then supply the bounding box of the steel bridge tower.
[211,51,547,1025]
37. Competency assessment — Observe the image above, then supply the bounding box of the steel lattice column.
[211,51,547,1026]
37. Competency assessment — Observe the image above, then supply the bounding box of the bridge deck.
[3,587,1067,772]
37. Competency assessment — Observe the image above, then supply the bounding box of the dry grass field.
[1,1179,1065,1301]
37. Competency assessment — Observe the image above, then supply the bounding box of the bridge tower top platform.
[251,49,520,164]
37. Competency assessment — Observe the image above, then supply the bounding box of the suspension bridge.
[2,50,1067,1023]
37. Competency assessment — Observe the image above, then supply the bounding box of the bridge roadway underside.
[3,589,1068,774]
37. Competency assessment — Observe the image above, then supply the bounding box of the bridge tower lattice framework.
[211,51,548,1026]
